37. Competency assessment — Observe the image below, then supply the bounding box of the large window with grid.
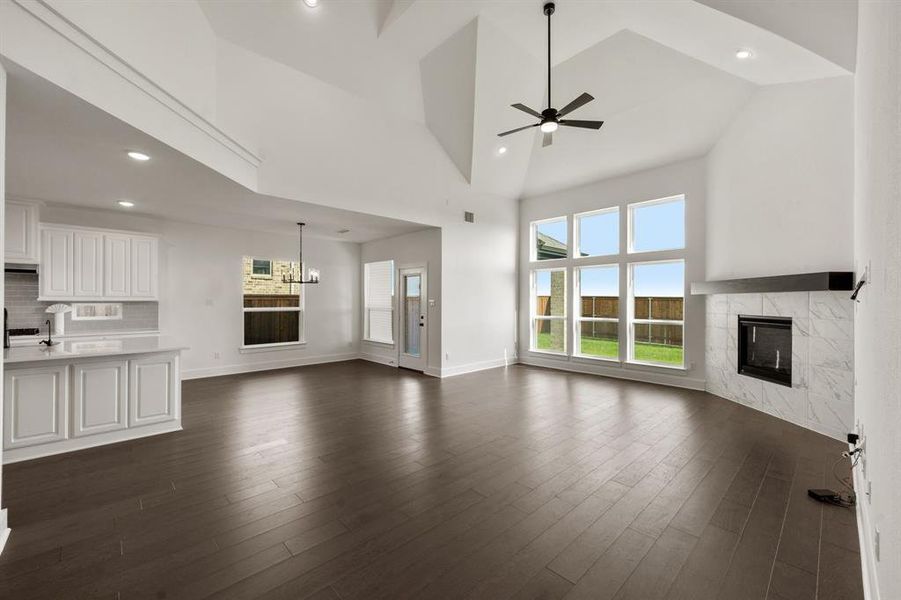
[527,193,686,368]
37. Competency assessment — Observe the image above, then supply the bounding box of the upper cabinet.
[5,199,41,264]
[40,225,159,301]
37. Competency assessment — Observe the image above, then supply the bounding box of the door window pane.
[576,208,618,257]
[534,218,568,260]
[403,274,421,357]
[630,196,685,253]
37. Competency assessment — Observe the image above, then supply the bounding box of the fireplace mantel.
[690,272,854,295]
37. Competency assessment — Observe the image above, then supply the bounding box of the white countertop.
[4,336,187,365]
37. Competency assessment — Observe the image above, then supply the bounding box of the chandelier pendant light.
[283,222,320,285]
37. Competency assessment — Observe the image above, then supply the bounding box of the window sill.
[362,339,395,348]
[624,359,688,372]
[528,349,568,358]
[572,354,621,365]
[239,341,306,353]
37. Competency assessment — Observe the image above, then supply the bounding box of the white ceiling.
[4,64,428,243]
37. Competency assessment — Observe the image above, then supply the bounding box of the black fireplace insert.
[737,315,792,387]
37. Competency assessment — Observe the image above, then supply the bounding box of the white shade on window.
[364,260,395,343]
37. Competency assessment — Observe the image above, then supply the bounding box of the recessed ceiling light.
[303,0,319,7]
[127,151,150,161]
[735,48,754,60]
[118,200,135,208]
[498,146,508,155]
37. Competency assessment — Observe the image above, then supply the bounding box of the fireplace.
[737,315,792,387]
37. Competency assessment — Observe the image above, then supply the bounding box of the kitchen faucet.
[39,319,57,347]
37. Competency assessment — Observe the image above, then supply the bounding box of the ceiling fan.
[498,2,603,147]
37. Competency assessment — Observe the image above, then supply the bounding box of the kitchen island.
[3,336,186,463]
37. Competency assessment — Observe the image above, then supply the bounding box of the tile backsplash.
[5,272,159,335]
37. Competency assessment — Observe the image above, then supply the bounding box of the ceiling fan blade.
[511,103,543,118]
[498,123,539,137]
[556,92,594,117]
[560,119,604,130]
[542,131,553,147]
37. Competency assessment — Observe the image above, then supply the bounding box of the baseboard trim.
[853,462,880,600]
[521,356,706,390]
[182,353,359,380]
[359,353,397,368]
[437,357,512,378]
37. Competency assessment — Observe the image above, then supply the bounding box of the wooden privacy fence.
[537,296,683,346]
[243,294,301,346]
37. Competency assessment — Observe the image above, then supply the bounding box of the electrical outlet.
[867,480,872,504]
[445,352,450,361]
[213,352,220,360]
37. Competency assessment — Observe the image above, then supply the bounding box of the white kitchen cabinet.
[40,227,74,299]
[129,353,178,427]
[130,236,158,299]
[73,230,104,297]
[3,364,68,450]
[73,360,128,437]
[104,234,132,298]
[5,200,40,263]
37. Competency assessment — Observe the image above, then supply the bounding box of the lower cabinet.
[73,360,128,437]
[3,364,68,449]
[3,352,181,459]
[129,354,178,426]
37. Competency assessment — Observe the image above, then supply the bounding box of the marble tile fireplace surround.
[705,291,854,440]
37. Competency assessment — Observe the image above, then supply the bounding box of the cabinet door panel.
[104,235,131,297]
[6,203,30,259]
[4,366,68,449]
[129,354,177,426]
[130,237,158,299]
[73,361,128,437]
[40,229,74,298]
[74,231,104,297]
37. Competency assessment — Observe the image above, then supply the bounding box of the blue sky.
[579,266,618,296]
[536,219,567,245]
[632,198,685,252]
[633,261,684,297]
[579,210,618,256]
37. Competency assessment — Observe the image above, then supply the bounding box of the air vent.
[464,211,475,223]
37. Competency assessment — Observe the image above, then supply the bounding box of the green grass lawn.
[537,333,683,366]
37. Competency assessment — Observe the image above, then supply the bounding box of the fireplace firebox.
[737,315,792,387]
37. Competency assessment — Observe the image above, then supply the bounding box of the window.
[575,265,619,360]
[531,268,566,353]
[629,195,685,253]
[532,217,568,261]
[242,257,302,347]
[629,260,684,367]
[575,208,619,258]
[364,260,395,344]
[251,258,272,277]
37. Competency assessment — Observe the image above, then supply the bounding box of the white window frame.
[240,258,304,351]
[573,264,619,362]
[363,260,395,345]
[574,206,619,259]
[627,194,686,254]
[530,216,569,262]
[250,257,273,279]
[530,267,567,355]
[627,259,685,368]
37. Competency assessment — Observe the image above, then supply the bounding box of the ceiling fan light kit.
[498,2,604,147]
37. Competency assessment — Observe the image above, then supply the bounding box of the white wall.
[853,2,901,598]
[706,76,854,280]
[39,205,360,379]
[441,198,519,376]
[360,228,442,374]
[519,158,707,389]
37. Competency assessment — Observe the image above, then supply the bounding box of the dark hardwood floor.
[0,360,864,599]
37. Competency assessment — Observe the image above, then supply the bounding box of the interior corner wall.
[360,228,442,373]
[38,205,361,379]
[441,200,518,377]
[853,2,901,598]
[706,76,854,280]
[518,158,707,389]
[0,60,8,549]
